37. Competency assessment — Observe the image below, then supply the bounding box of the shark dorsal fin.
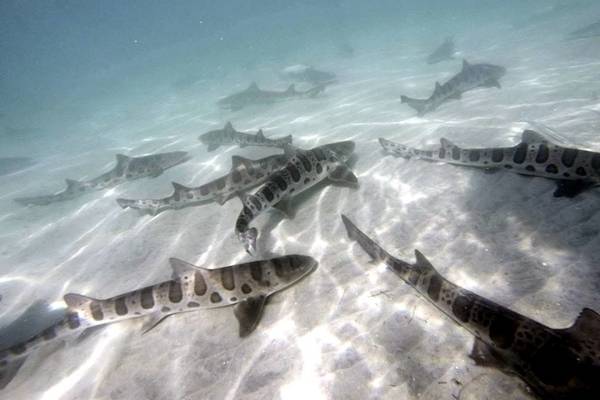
[248,82,259,91]
[285,84,296,94]
[283,144,297,157]
[231,155,252,169]
[116,154,130,167]
[521,130,551,144]
[462,59,471,71]
[63,293,99,312]
[434,82,442,95]
[224,121,235,133]
[65,179,83,190]
[171,182,190,193]
[565,308,600,339]
[234,294,268,337]
[256,129,266,140]
[169,258,209,279]
[440,138,456,148]
[414,250,436,274]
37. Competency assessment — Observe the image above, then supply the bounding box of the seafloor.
[1,5,600,400]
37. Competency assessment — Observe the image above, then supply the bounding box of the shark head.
[320,141,356,162]
[268,255,318,286]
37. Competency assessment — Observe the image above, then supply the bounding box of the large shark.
[401,60,506,116]
[117,153,290,215]
[426,37,456,64]
[281,64,337,86]
[199,122,292,152]
[379,129,600,198]
[14,151,189,206]
[236,141,357,255]
[0,254,317,389]
[217,82,325,111]
[0,157,35,176]
[568,20,600,40]
[341,214,600,400]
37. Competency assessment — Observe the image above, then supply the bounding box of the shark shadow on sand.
[218,82,326,111]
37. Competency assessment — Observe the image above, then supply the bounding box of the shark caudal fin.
[400,95,427,115]
[306,84,326,98]
[378,138,413,158]
[239,228,258,256]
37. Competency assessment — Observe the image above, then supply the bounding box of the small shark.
[199,122,292,152]
[341,214,600,400]
[379,129,600,197]
[0,254,317,389]
[281,64,337,85]
[426,37,456,64]
[401,60,506,116]
[217,82,325,111]
[568,20,600,40]
[116,153,290,215]
[14,151,189,206]
[0,157,35,176]
[236,141,357,255]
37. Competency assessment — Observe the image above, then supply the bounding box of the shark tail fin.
[239,228,258,256]
[400,95,427,116]
[378,138,413,158]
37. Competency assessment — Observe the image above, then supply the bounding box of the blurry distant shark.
[117,153,290,215]
[568,20,600,40]
[14,151,189,206]
[281,64,337,86]
[0,157,35,176]
[236,141,357,255]
[217,82,325,111]
[379,129,600,197]
[0,255,317,389]
[198,122,292,152]
[341,214,600,400]
[401,60,506,116]
[426,37,456,64]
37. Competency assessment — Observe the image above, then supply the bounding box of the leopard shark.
[217,82,325,111]
[116,153,290,215]
[426,37,456,65]
[236,141,357,255]
[379,130,600,197]
[0,254,317,389]
[14,151,189,206]
[281,64,337,85]
[568,20,600,40]
[401,60,506,116]
[341,214,600,400]
[199,122,292,152]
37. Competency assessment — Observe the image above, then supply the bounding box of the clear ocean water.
[1,1,600,399]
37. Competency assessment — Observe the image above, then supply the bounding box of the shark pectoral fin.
[328,165,358,187]
[234,295,268,337]
[484,79,501,89]
[553,180,593,198]
[469,337,505,369]
[140,312,172,335]
[207,143,220,152]
[273,196,294,219]
[213,193,230,206]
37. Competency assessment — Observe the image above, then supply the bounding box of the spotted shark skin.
[426,37,456,65]
[199,122,292,152]
[401,60,506,116]
[0,255,317,389]
[379,130,600,197]
[217,82,325,111]
[116,154,290,215]
[14,151,189,206]
[341,214,600,400]
[236,141,357,255]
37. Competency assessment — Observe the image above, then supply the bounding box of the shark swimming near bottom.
[426,37,456,65]
[0,254,317,389]
[401,60,506,116]
[14,151,189,206]
[117,153,290,215]
[379,129,600,198]
[568,20,600,40]
[341,214,600,400]
[217,82,325,111]
[236,141,357,255]
[198,122,292,152]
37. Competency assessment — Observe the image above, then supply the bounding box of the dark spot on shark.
[592,155,600,173]
[263,187,274,202]
[169,280,183,303]
[221,268,235,290]
[200,186,210,196]
[232,170,242,183]
[241,283,252,294]
[297,154,312,172]
[427,275,443,302]
[545,164,558,174]
[525,165,535,172]
[187,301,200,308]
[90,301,104,321]
[489,314,518,348]
[492,149,504,163]
[249,196,262,211]
[141,287,155,309]
[161,306,171,312]
[452,295,473,322]
[535,144,549,163]
[287,165,301,182]
[469,151,480,162]
[304,178,310,184]
[10,344,26,355]
[531,341,578,385]
[561,149,578,168]
[563,173,570,178]
[513,143,528,164]
[42,326,57,340]
[439,148,446,158]
[115,297,128,315]
[194,272,207,296]
[576,167,587,177]
[67,313,80,329]
[504,165,513,169]
[210,292,222,303]
[250,261,263,282]
[173,192,180,202]
[314,148,327,161]
[316,163,323,174]
[452,148,460,160]
[273,175,288,191]
[216,179,226,190]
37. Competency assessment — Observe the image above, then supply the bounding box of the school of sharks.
[2,14,600,400]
